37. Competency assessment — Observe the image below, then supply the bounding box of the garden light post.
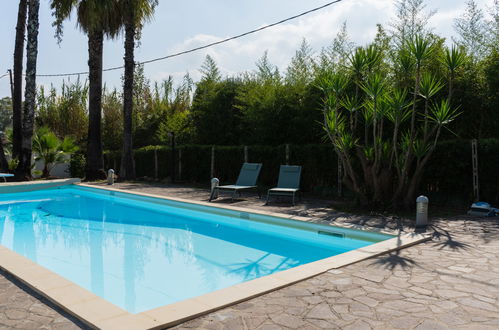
[107,169,115,185]
[211,177,219,199]
[416,195,429,228]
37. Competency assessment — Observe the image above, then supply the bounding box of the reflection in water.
[124,225,136,312]
[12,206,38,262]
[0,188,370,313]
[227,253,295,280]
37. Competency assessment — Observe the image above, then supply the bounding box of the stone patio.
[1,182,498,329]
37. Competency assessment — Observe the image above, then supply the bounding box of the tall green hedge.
[420,139,499,205]
[102,139,499,204]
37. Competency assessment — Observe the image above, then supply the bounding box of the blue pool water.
[0,186,391,313]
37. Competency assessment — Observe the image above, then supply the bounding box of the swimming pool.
[0,184,393,315]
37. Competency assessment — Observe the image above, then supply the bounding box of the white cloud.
[145,0,398,83]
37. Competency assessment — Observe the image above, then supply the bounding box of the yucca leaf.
[419,72,444,99]
[442,45,466,73]
[427,99,461,126]
[406,35,433,64]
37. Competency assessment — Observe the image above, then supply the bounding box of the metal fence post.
[471,139,479,201]
[211,146,215,178]
[178,148,182,181]
[154,149,158,179]
[338,157,343,197]
[285,144,290,165]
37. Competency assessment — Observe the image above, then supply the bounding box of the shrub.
[69,152,86,178]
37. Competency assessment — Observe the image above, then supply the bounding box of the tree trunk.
[12,0,27,178]
[18,0,39,181]
[0,140,8,172]
[42,164,50,179]
[120,23,136,180]
[85,30,106,181]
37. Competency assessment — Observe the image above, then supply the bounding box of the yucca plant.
[406,35,434,136]
[363,44,383,72]
[428,99,461,127]
[396,48,415,88]
[321,33,461,209]
[442,45,466,102]
[419,72,444,135]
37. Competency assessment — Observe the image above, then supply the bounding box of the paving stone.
[352,272,385,283]
[302,295,325,305]
[389,315,422,328]
[435,312,467,325]
[242,316,267,329]
[410,286,433,296]
[343,320,371,330]
[457,297,498,312]
[343,288,366,298]
[270,314,306,328]
[331,304,349,314]
[257,323,283,330]
[353,295,379,307]
[433,300,459,310]
[415,319,451,330]
[306,318,340,329]
[4,308,27,320]
[459,325,499,330]
[384,277,412,289]
[306,303,337,320]
[321,291,342,298]
[435,289,469,299]
[472,295,496,304]
[329,278,352,286]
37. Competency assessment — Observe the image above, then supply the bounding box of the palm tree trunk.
[19,0,40,181]
[0,140,8,172]
[12,0,27,177]
[85,30,106,181]
[42,165,50,179]
[120,23,136,180]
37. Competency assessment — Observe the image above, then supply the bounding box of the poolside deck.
[1,182,498,329]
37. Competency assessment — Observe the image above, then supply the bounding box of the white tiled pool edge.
[0,180,431,330]
[0,178,81,193]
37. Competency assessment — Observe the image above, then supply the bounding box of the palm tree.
[51,0,122,180]
[12,0,27,178]
[120,0,157,180]
[18,0,40,180]
[33,127,78,178]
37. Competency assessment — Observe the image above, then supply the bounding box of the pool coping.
[0,180,431,330]
[79,183,398,237]
[0,178,81,193]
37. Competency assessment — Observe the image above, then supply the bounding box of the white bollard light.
[211,177,219,199]
[416,195,429,228]
[107,169,115,185]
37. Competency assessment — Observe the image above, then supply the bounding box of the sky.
[0,0,495,98]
